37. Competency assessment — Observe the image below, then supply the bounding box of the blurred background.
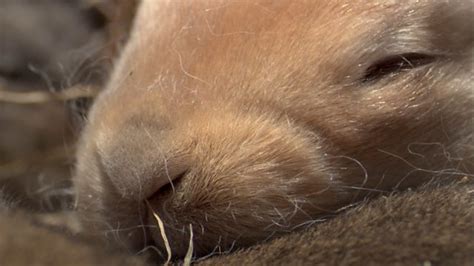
[0,0,136,212]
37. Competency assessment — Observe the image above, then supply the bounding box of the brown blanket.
[200,182,474,265]
[1,182,472,265]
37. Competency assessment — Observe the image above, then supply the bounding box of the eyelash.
[362,53,436,83]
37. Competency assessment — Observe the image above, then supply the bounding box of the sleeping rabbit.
[73,0,474,260]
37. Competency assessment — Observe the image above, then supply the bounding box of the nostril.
[102,152,190,201]
[97,125,190,201]
[148,170,187,200]
[162,170,187,192]
[143,162,190,199]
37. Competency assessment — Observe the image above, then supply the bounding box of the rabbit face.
[74,0,473,258]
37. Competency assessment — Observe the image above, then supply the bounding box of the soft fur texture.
[74,0,474,259]
[0,0,473,265]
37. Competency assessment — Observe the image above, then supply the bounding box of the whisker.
[146,200,172,264]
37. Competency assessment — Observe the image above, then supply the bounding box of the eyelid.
[362,53,436,83]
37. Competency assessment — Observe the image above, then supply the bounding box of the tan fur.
[73,0,474,259]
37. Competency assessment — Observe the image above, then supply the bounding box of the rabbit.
[73,0,474,260]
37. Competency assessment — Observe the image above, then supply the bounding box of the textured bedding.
[1,182,472,265]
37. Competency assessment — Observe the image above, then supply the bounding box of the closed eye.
[362,53,436,83]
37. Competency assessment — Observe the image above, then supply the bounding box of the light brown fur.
[74,0,474,260]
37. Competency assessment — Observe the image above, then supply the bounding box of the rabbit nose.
[98,124,188,200]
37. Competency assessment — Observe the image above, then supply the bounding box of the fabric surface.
[1,182,472,265]
[200,182,474,265]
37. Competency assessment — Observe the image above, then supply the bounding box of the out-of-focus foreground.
[0,0,134,211]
